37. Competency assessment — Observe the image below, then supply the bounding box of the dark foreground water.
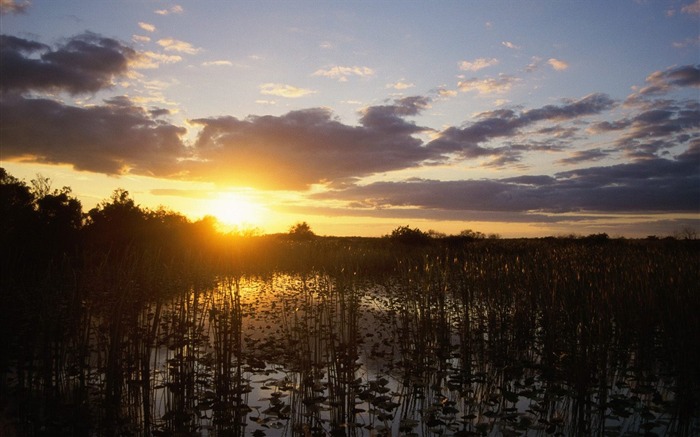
[2,241,699,436]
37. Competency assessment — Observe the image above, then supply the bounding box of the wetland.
[2,172,699,436]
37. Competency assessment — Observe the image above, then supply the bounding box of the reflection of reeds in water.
[2,240,698,436]
[272,273,364,437]
[209,276,248,436]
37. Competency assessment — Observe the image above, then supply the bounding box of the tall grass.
[1,238,698,436]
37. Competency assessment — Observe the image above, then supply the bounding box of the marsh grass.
[1,238,698,436]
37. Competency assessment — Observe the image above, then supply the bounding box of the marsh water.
[3,240,699,436]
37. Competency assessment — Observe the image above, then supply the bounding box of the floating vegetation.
[2,237,699,436]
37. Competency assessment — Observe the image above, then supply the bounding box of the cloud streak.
[457,75,519,95]
[155,5,183,15]
[157,38,200,54]
[459,58,499,72]
[138,22,156,33]
[312,65,375,81]
[428,93,616,157]
[547,58,569,71]
[633,64,700,97]
[315,152,700,215]
[259,83,316,98]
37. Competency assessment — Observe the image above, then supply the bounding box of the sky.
[1,0,699,237]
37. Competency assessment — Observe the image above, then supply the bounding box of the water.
[5,241,699,436]
[127,272,692,436]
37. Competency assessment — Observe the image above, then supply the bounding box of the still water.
[85,271,695,437]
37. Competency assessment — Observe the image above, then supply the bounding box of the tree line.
[1,168,228,267]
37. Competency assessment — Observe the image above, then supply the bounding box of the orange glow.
[206,191,267,229]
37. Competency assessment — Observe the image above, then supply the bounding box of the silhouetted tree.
[427,229,447,238]
[288,221,315,240]
[35,187,83,257]
[0,168,36,254]
[674,227,698,240]
[387,225,431,245]
[84,189,148,251]
[582,233,610,243]
[458,229,486,240]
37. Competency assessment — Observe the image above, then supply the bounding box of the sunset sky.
[1,0,699,237]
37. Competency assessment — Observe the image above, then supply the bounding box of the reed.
[2,237,698,436]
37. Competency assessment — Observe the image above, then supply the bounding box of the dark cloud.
[535,125,579,139]
[521,93,616,122]
[588,119,632,133]
[189,99,436,190]
[280,202,571,224]
[0,94,187,175]
[149,107,172,118]
[358,95,431,133]
[631,64,700,98]
[315,156,699,215]
[0,32,136,94]
[613,99,700,158]
[557,148,611,165]
[427,93,615,158]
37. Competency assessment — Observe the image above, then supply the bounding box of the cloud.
[0,0,29,14]
[138,22,156,33]
[523,93,616,121]
[525,56,543,73]
[457,75,520,95]
[259,83,316,98]
[202,60,233,67]
[7,96,693,219]
[186,93,617,190]
[155,5,183,15]
[633,64,700,97]
[502,41,520,50]
[315,154,699,215]
[611,99,700,159]
[157,38,200,54]
[387,81,415,90]
[557,148,610,165]
[312,65,375,81]
[459,57,499,72]
[132,35,151,43]
[0,33,137,94]
[428,93,616,156]
[188,97,435,189]
[358,96,431,133]
[436,88,458,98]
[2,44,694,217]
[681,0,700,15]
[547,58,569,71]
[0,95,187,176]
[672,35,700,48]
[132,51,182,69]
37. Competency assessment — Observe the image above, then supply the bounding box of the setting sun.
[207,191,266,229]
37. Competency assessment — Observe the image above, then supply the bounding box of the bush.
[387,225,432,245]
